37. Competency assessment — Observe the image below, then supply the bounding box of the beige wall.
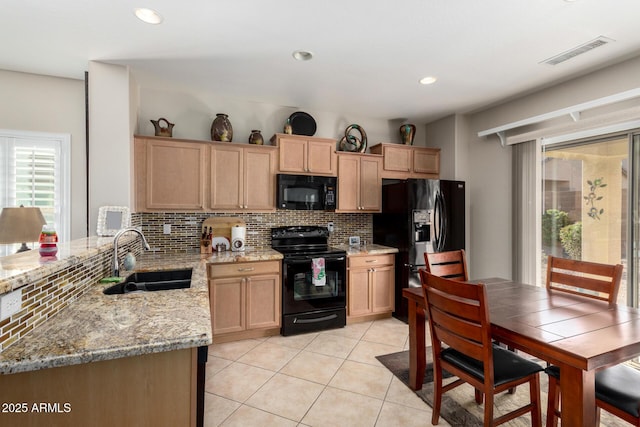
[88,61,136,235]
[0,69,87,240]
[135,81,417,147]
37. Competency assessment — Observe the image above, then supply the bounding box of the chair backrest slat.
[425,250,469,282]
[546,256,623,304]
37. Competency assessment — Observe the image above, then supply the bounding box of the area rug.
[376,349,626,427]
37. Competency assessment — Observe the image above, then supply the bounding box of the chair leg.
[475,388,483,404]
[483,391,495,427]
[508,346,517,394]
[545,376,559,427]
[529,374,542,427]
[431,365,443,425]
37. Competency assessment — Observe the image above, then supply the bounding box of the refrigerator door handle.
[433,190,442,251]
[438,190,448,252]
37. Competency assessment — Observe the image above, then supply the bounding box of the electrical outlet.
[327,222,334,233]
[0,288,22,321]
[163,224,171,234]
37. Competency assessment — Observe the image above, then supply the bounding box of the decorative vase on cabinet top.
[248,130,264,145]
[400,124,416,145]
[283,118,293,135]
[151,118,174,137]
[211,113,233,142]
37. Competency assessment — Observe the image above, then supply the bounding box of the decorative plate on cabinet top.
[288,111,317,136]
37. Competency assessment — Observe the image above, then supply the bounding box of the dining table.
[403,277,640,427]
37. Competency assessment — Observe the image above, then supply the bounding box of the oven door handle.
[285,256,345,263]
[293,313,338,324]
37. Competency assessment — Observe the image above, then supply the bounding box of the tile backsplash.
[134,211,373,253]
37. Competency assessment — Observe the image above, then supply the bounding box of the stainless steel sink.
[103,268,193,295]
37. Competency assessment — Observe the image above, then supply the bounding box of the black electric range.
[271,226,347,335]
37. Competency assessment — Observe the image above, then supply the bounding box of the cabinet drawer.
[348,254,394,268]
[209,261,280,278]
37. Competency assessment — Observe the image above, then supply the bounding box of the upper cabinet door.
[306,139,336,175]
[243,147,276,210]
[210,144,244,210]
[136,137,207,211]
[272,134,337,176]
[412,148,440,176]
[359,156,382,211]
[369,143,440,179]
[277,137,307,173]
[336,153,382,213]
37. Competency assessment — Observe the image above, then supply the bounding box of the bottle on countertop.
[39,224,58,257]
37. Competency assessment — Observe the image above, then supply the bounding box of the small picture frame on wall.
[97,206,130,236]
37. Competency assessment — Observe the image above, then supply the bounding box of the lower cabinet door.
[347,269,371,317]
[211,277,245,334]
[246,274,281,329]
[371,266,395,313]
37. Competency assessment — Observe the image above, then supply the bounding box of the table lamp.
[0,205,47,253]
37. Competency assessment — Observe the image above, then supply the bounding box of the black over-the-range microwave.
[276,174,337,211]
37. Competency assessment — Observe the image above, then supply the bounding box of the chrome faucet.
[112,227,151,277]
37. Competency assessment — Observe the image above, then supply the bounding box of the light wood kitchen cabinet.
[134,136,207,211]
[210,143,276,211]
[208,260,281,343]
[336,152,382,212]
[347,254,395,322]
[369,143,440,179]
[271,133,337,176]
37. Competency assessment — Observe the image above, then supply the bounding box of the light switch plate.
[0,288,22,321]
[163,224,171,234]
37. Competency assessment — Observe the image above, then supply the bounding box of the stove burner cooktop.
[271,225,345,258]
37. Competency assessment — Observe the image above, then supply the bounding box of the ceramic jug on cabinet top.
[151,118,175,137]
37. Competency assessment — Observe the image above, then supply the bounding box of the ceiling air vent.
[541,36,614,65]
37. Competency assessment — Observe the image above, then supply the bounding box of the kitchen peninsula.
[0,237,277,426]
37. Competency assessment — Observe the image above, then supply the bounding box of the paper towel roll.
[231,225,246,252]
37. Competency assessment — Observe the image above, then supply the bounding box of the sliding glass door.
[541,134,631,305]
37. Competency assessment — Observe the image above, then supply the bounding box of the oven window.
[293,271,340,301]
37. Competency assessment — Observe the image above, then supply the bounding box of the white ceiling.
[2,0,640,123]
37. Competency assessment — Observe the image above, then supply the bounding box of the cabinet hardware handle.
[237,267,255,272]
[366,260,378,263]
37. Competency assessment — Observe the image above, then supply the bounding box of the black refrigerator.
[373,179,465,321]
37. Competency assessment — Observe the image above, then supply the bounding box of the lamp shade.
[0,206,47,244]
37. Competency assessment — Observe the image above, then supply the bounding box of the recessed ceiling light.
[134,8,163,24]
[419,76,437,85]
[292,50,313,61]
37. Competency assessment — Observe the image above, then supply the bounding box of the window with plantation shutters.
[0,130,70,255]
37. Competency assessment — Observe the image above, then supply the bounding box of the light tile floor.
[204,317,447,427]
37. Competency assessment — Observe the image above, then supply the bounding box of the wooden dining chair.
[424,249,468,282]
[544,255,625,427]
[419,269,543,426]
[546,255,623,304]
[545,364,640,427]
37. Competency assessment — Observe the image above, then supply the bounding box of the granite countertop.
[0,248,282,375]
[334,244,398,256]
